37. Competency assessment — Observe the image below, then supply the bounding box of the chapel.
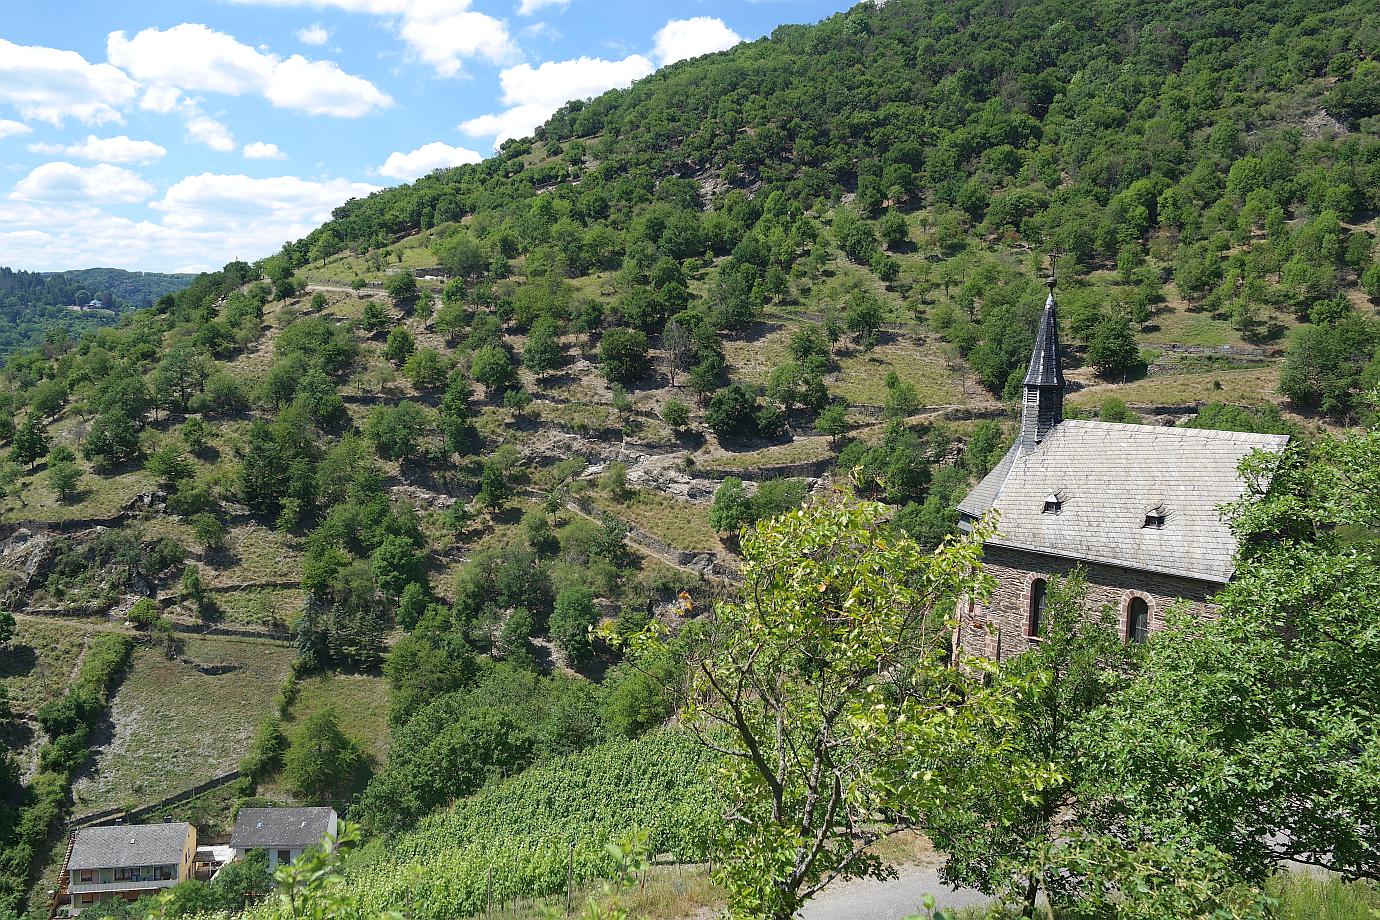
[954,277,1290,660]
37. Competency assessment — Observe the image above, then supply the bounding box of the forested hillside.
[0,266,192,360]
[0,0,1378,916]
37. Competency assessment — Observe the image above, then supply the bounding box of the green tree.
[522,318,562,374]
[360,299,388,333]
[1086,313,1140,378]
[364,401,430,460]
[470,344,518,395]
[240,420,288,519]
[384,326,416,365]
[191,512,226,551]
[1079,424,1380,887]
[385,271,419,308]
[145,444,193,491]
[845,291,885,346]
[371,534,423,597]
[710,477,753,535]
[1326,59,1380,125]
[46,457,81,501]
[9,415,47,468]
[206,849,270,911]
[816,402,850,448]
[395,581,428,631]
[403,348,448,390]
[599,327,650,385]
[83,409,141,467]
[705,385,762,440]
[1279,315,1380,416]
[1098,397,1141,424]
[283,709,363,803]
[181,565,210,619]
[883,374,921,420]
[672,501,1015,919]
[929,572,1133,917]
[180,416,210,453]
[880,209,910,249]
[551,586,600,665]
[661,398,690,430]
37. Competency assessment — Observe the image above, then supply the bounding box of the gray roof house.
[230,807,337,870]
[66,822,196,912]
[953,276,1289,659]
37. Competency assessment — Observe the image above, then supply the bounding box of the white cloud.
[265,54,394,116]
[461,54,654,147]
[0,172,378,272]
[397,8,516,77]
[107,23,392,117]
[11,162,154,204]
[244,141,288,160]
[0,120,33,139]
[523,21,561,40]
[152,172,377,233]
[140,85,183,113]
[0,38,139,125]
[224,0,515,77]
[518,0,569,15]
[186,110,237,152]
[652,17,743,66]
[378,141,482,180]
[27,135,167,165]
[297,23,332,45]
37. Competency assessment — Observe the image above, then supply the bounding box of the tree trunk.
[1022,871,1039,919]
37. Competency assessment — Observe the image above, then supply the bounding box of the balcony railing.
[68,879,178,894]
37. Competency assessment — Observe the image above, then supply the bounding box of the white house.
[228,807,337,871]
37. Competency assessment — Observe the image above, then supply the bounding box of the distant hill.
[0,265,193,358]
[41,267,195,308]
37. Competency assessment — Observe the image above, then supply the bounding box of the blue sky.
[0,0,852,274]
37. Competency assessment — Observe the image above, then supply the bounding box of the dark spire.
[1019,273,1064,449]
[1023,275,1064,387]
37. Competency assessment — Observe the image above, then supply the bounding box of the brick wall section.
[955,545,1223,662]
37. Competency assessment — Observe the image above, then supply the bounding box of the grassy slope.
[70,635,297,814]
[282,671,392,766]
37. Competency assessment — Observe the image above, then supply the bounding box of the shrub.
[127,597,160,627]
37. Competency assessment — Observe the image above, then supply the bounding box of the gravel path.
[799,861,990,920]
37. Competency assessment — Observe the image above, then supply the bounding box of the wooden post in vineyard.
[565,837,574,915]
[485,864,492,917]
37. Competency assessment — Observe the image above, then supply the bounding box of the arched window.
[1127,596,1150,643]
[1028,578,1048,638]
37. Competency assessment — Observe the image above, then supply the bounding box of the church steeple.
[1019,274,1064,449]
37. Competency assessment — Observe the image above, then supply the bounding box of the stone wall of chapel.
[953,545,1222,662]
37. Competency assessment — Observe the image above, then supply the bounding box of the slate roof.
[230,807,334,850]
[69,823,190,870]
[957,420,1289,583]
[1023,286,1064,387]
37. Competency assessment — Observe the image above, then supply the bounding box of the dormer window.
[1042,492,1063,515]
[1143,504,1167,529]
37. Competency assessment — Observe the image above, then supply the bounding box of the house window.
[1028,578,1048,638]
[1042,492,1063,514]
[1127,597,1150,643]
[1143,505,1167,529]
[277,850,292,866]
